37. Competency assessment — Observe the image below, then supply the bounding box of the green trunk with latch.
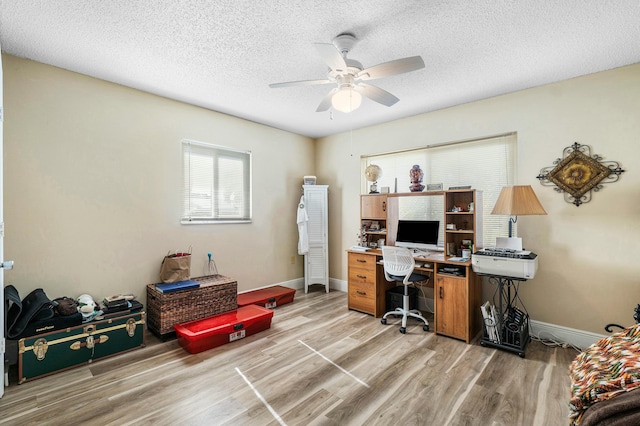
[18,312,145,383]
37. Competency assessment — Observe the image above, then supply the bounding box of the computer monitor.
[395,220,442,251]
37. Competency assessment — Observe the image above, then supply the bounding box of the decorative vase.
[409,165,425,192]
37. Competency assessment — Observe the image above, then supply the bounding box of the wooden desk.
[347,249,482,343]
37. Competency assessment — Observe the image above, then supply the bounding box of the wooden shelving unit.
[360,194,388,248]
[444,189,483,255]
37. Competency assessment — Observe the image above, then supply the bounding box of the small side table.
[479,274,531,358]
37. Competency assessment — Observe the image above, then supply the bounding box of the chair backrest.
[382,246,416,284]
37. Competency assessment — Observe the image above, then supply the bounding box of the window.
[362,133,516,246]
[182,140,252,223]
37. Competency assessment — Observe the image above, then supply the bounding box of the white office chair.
[380,246,430,334]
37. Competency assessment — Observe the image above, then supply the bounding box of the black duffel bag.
[5,285,55,339]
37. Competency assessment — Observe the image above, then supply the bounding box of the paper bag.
[160,253,191,283]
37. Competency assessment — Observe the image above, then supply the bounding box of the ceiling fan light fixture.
[331,87,362,113]
[269,33,425,113]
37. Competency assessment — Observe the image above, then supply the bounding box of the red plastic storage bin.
[174,305,274,354]
[237,285,296,309]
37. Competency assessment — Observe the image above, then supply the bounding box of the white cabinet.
[303,185,329,293]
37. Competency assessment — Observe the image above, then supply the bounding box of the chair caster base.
[399,327,406,334]
[423,324,430,332]
[381,318,387,325]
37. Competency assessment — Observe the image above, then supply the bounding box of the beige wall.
[4,53,640,336]
[3,54,315,298]
[317,63,640,335]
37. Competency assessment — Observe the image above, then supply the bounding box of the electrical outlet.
[290,255,296,265]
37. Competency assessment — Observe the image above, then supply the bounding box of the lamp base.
[508,216,518,238]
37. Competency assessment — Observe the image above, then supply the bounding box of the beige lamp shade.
[491,185,547,216]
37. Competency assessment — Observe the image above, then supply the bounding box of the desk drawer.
[348,267,376,286]
[348,283,375,314]
[349,253,377,270]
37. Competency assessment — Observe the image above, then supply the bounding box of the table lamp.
[491,185,547,238]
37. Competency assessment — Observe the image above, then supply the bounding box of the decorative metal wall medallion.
[536,142,625,206]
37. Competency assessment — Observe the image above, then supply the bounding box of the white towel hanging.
[297,194,309,255]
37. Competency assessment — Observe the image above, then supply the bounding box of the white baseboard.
[329,278,348,293]
[529,320,606,350]
[240,278,304,293]
[283,278,305,290]
[256,278,347,293]
[416,296,603,350]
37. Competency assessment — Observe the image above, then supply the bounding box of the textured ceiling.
[1,1,640,138]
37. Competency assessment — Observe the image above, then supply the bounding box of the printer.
[471,248,538,279]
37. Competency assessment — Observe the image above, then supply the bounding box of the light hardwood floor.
[0,289,577,426]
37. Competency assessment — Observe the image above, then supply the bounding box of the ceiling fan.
[269,33,425,113]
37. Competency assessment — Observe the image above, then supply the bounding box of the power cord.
[529,329,582,353]
[413,277,434,314]
[528,310,638,369]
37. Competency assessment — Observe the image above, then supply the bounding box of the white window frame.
[362,133,516,247]
[181,139,252,224]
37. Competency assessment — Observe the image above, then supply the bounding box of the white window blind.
[182,139,252,223]
[362,134,516,246]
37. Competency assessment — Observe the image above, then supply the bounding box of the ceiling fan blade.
[354,83,399,107]
[269,79,332,88]
[316,88,338,112]
[313,43,348,72]
[356,56,425,80]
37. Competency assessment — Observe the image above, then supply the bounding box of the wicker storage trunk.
[146,275,237,338]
